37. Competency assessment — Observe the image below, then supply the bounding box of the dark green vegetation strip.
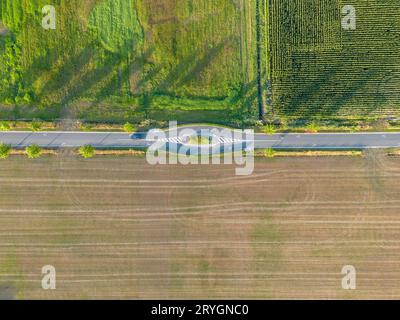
[254,0,273,120]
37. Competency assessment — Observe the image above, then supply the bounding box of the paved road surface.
[1,129,400,150]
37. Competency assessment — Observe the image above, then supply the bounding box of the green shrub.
[81,123,94,132]
[0,143,12,159]
[30,121,42,132]
[123,122,135,133]
[25,145,42,159]
[0,121,11,131]
[79,145,95,159]
[306,122,319,133]
[264,148,275,158]
[263,124,277,135]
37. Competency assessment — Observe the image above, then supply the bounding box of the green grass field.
[0,0,259,124]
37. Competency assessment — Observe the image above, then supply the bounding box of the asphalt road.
[1,129,400,150]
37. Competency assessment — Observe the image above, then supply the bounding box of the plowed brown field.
[0,152,400,299]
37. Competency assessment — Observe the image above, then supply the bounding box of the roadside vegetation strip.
[258,118,400,134]
[91,149,145,156]
[0,143,55,159]
[79,148,365,159]
[0,142,11,159]
[387,149,400,157]
[4,117,400,134]
[78,145,95,159]
[0,146,145,159]
[255,0,269,120]
[0,141,365,159]
[25,144,42,159]
[76,146,146,158]
[254,149,363,158]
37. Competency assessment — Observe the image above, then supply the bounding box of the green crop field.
[0,0,259,124]
[269,0,400,119]
[0,0,399,125]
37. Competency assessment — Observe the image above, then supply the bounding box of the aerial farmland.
[269,0,400,119]
[0,1,399,124]
[0,0,400,307]
[1,154,400,299]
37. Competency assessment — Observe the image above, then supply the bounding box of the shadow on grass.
[24,35,251,123]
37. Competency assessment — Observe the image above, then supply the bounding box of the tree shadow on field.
[29,42,130,119]
[279,52,383,118]
[229,78,260,119]
[35,46,96,101]
[155,52,199,93]
[27,35,244,122]
[298,68,379,118]
[174,39,231,88]
[284,69,339,116]
[134,37,235,117]
[57,52,127,118]
[324,69,378,116]
[23,44,93,113]
[134,48,202,117]
[89,48,156,105]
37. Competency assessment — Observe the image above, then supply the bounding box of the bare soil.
[0,152,399,299]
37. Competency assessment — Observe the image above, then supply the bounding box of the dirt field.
[1,152,400,299]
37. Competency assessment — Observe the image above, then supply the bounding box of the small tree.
[79,145,95,159]
[264,148,275,158]
[0,143,11,159]
[80,123,93,132]
[263,124,277,135]
[0,121,11,131]
[306,122,319,133]
[30,120,42,132]
[123,122,135,133]
[25,145,42,159]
